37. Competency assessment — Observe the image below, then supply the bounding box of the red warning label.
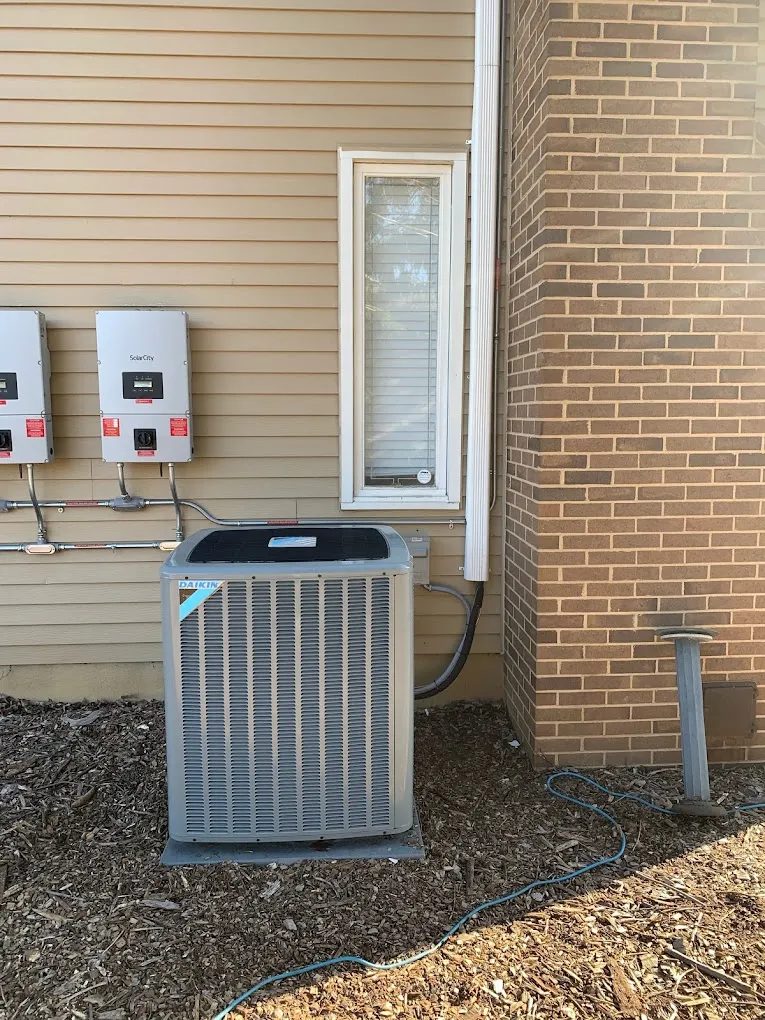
[137,449,155,457]
[103,418,120,437]
[135,399,153,404]
[170,417,189,437]
[26,418,45,438]
[0,451,10,459]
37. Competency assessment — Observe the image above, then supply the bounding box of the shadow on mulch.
[1,698,764,1020]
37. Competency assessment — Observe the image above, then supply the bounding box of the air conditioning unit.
[161,525,413,843]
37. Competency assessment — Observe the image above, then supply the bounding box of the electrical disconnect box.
[403,534,431,585]
[0,310,54,464]
[96,309,192,463]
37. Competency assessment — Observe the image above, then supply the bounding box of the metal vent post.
[659,629,727,818]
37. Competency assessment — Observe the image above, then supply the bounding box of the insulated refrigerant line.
[414,582,484,700]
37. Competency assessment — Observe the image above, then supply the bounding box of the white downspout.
[464,0,501,582]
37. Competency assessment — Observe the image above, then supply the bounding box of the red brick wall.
[504,0,550,753]
[504,0,765,766]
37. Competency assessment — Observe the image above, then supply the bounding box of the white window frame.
[338,149,467,511]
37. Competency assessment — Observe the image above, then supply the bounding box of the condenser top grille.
[187,526,390,565]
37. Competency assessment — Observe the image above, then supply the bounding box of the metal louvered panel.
[178,575,394,840]
[179,609,205,833]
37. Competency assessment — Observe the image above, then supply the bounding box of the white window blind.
[339,151,467,511]
[363,176,440,487]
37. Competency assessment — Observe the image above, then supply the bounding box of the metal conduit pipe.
[26,464,47,544]
[58,541,174,551]
[1,496,465,528]
[0,540,177,554]
[167,463,184,543]
[0,499,109,510]
[116,462,131,501]
[1,475,467,557]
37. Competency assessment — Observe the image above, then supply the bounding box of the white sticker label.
[268,536,317,548]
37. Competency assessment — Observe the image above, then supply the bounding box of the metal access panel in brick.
[0,309,54,464]
[96,309,192,463]
[703,681,758,740]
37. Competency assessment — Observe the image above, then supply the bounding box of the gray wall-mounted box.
[403,534,430,585]
[0,310,54,464]
[96,309,192,463]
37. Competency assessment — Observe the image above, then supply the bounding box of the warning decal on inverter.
[170,418,189,437]
[103,418,120,437]
[26,418,45,438]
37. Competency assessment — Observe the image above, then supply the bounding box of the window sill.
[341,496,461,512]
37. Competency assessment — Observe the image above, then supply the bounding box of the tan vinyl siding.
[0,0,501,698]
[758,0,765,149]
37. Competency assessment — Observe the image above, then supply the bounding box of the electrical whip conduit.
[0,466,482,699]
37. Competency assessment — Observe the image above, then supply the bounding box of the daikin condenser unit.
[161,525,413,843]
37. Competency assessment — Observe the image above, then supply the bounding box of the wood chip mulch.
[1,698,764,1020]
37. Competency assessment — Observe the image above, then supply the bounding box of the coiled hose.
[212,771,765,1020]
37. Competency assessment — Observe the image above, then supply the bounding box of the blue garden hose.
[212,770,765,1020]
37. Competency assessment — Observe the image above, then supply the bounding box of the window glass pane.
[363,176,440,487]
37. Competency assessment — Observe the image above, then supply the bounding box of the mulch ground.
[1,698,764,1020]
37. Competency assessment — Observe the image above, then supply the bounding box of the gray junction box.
[403,534,431,585]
